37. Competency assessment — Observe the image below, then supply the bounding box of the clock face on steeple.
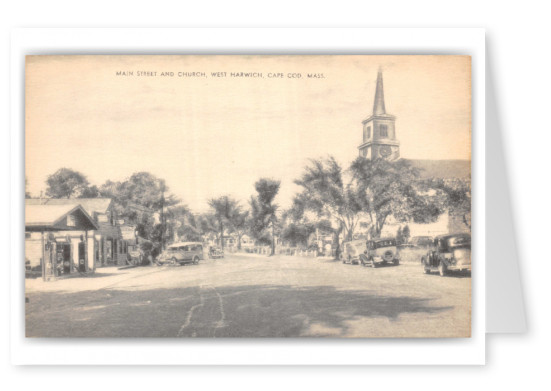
[379,145,392,158]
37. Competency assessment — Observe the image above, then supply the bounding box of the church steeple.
[373,68,386,115]
[357,69,400,161]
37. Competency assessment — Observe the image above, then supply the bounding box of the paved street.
[25,254,471,338]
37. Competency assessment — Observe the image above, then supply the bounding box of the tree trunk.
[333,224,343,260]
[220,221,224,250]
[463,214,471,230]
[270,222,275,256]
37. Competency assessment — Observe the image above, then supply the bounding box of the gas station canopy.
[25,204,99,232]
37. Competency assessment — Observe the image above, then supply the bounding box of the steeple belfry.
[373,69,386,115]
[357,69,400,161]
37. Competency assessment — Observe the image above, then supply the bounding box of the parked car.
[127,249,145,266]
[340,239,367,264]
[157,242,204,266]
[421,233,471,276]
[208,246,224,259]
[362,237,400,267]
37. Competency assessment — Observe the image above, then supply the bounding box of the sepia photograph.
[24,55,472,338]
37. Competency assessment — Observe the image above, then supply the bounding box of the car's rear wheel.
[370,257,376,268]
[193,256,199,265]
[171,257,177,265]
[421,256,429,273]
[438,261,447,277]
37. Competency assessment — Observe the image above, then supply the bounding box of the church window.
[367,126,371,139]
[380,124,388,138]
[363,128,367,141]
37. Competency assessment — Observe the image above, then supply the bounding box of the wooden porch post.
[84,231,89,272]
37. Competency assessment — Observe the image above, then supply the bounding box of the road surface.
[25,253,471,338]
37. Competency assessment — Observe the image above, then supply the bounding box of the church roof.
[405,159,471,180]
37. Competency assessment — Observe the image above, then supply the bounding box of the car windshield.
[351,241,366,250]
[373,239,396,249]
[447,235,470,248]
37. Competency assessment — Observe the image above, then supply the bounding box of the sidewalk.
[25,265,156,294]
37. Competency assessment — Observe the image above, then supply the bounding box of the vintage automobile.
[421,233,471,276]
[157,242,204,266]
[340,239,367,264]
[361,237,400,267]
[127,248,146,266]
[208,245,224,259]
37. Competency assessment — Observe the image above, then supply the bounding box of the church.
[355,69,471,238]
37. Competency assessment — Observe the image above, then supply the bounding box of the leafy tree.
[402,224,411,243]
[293,157,363,258]
[350,158,442,239]
[208,196,240,250]
[79,184,100,198]
[178,213,206,242]
[164,205,197,242]
[281,222,315,248]
[99,172,179,247]
[430,178,472,229]
[199,213,219,240]
[45,168,92,198]
[250,178,281,255]
[227,208,250,250]
[396,226,404,244]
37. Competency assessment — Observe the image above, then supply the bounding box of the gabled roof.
[406,159,471,180]
[25,198,113,215]
[25,204,99,232]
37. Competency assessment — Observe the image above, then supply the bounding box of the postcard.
[24,54,472,338]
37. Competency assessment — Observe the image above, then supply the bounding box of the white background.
[1,0,549,389]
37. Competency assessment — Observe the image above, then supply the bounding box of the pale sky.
[26,55,471,213]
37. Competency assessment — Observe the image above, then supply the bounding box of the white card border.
[10,27,485,365]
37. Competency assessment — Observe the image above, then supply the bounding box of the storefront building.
[26,198,127,269]
[25,203,99,281]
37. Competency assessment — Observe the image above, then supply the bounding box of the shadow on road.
[26,284,453,338]
[424,271,472,279]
